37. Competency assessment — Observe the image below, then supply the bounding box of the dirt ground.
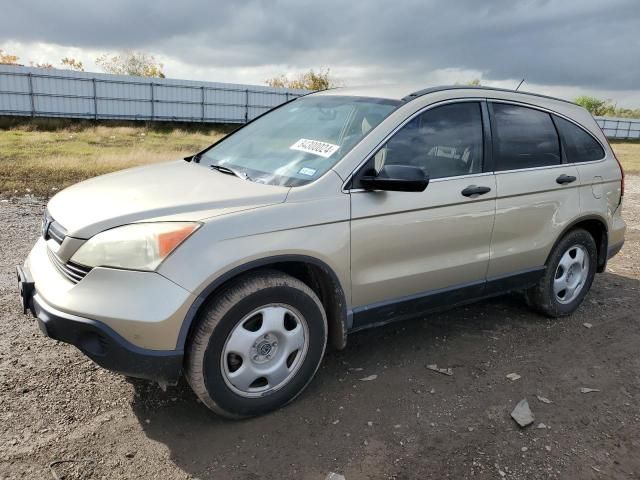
[1,178,639,480]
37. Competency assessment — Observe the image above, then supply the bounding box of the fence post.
[92,78,98,120]
[27,73,35,117]
[150,82,155,121]
[244,89,249,123]
[201,86,205,122]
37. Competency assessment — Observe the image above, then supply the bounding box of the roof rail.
[402,85,576,106]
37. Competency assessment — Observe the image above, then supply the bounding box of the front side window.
[356,102,484,184]
[553,115,605,163]
[199,95,399,187]
[492,103,561,171]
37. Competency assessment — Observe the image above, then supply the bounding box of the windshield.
[199,95,400,187]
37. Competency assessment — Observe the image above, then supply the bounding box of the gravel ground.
[1,178,639,480]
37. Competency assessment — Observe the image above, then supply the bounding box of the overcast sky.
[2,0,639,106]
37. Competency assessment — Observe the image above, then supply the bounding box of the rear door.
[349,101,496,323]
[487,102,580,280]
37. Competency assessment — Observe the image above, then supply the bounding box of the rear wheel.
[185,270,327,418]
[525,229,597,317]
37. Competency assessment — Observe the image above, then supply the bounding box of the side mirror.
[360,165,429,192]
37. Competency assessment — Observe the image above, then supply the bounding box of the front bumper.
[26,237,195,351]
[607,239,624,260]
[17,265,184,385]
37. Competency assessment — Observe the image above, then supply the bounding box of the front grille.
[47,248,92,284]
[42,210,67,245]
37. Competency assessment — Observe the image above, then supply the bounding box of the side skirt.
[349,267,545,332]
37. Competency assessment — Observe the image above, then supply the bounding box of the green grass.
[0,125,638,197]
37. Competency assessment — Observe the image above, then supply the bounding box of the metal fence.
[2,65,640,136]
[0,65,308,124]
[595,116,640,140]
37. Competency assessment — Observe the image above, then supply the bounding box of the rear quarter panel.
[576,159,622,222]
[561,109,623,245]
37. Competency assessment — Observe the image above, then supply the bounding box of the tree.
[96,51,165,78]
[0,49,19,65]
[454,78,481,86]
[61,57,84,71]
[31,62,54,69]
[266,67,337,90]
[609,106,640,119]
[574,96,614,116]
[575,96,640,118]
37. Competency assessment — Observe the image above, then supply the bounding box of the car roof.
[313,84,576,106]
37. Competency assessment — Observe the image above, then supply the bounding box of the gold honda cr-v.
[17,85,625,418]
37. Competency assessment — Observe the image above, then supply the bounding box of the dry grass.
[0,125,638,197]
[610,141,640,173]
[0,125,225,196]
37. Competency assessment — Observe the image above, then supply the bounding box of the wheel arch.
[177,255,350,354]
[547,215,609,272]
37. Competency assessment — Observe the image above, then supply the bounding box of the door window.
[553,115,605,163]
[491,103,561,171]
[357,102,484,184]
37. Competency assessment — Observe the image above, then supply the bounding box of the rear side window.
[491,103,561,171]
[553,116,605,163]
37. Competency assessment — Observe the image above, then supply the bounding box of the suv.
[17,86,625,418]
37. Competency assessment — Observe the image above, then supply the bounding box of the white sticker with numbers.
[298,167,317,176]
[289,138,340,158]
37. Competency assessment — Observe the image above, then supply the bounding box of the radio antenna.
[515,78,525,91]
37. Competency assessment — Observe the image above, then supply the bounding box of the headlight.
[71,222,200,271]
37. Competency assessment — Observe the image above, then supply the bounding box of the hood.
[47,160,289,238]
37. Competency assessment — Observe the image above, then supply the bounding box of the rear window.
[553,116,605,163]
[491,103,561,171]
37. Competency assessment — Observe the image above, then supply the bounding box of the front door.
[348,101,496,327]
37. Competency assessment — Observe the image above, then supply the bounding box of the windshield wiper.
[209,164,251,181]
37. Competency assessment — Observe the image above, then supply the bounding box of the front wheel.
[525,228,597,317]
[185,270,327,418]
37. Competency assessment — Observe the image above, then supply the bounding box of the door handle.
[556,174,577,185]
[461,185,491,197]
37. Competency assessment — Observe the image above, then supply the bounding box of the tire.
[525,228,597,318]
[185,270,328,418]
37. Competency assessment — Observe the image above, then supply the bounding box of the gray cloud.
[2,0,639,90]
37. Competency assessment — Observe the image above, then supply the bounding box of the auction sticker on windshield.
[290,138,340,158]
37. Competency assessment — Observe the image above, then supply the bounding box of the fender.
[175,254,350,351]
[544,214,609,272]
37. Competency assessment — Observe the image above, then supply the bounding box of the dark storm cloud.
[2,0,638,89]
